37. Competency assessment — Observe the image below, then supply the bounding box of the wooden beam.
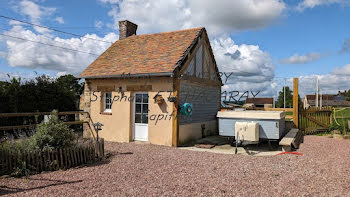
[126,85,152,91]
[0,121,88,130]
[293,78,299,128]
[0,111,87,118]
[262,108,293,112]
[172,71,180,147]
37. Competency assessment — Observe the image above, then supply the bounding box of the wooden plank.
[77,148,81,165]
[55,150,59,170]
[82,148,85,164]
[36,151,41,172]
[80,148,83,165]
[47,150,51,171]
[126,85,152,91]
[279,129,299,146]
[263,108,294,112]
[59,149,63,169]
[0,111,87,118]
[172,70,180,147]
[70,149,74,167]
[27,151,31,171]
[0,150,3,173]
[279,129,303,149]
[5,151,8,173]
[97,85,115,92]
[73,148,77,167]
[293,78,299,128]
[8,150,12,173]
[31,151,35,172]
[0,121,88,131]
[65,149,69,168]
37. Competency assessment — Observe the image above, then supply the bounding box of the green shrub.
[329,122,343,132]
[30,110,76,151]
[0,139,32,153]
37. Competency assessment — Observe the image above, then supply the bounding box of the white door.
[133,93,149,141]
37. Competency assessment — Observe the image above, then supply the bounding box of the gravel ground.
[1,136,350,196]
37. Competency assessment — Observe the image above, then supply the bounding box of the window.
[104,92,112,113]
[135,93,148,124]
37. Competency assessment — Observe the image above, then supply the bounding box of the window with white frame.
[104,92,112,112]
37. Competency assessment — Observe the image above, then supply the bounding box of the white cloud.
[99,0,283,96]
[101,0,286,36]
[296,0,349,11]
[212,36,276,96]
[18,0,56,33]
[94,20,103,29]
[56,71,67,77]
[1,26,118,74]
[55,17,64,24]
[280,52,325,64]
[332,64,350,75]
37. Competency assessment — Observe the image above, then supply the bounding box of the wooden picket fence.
[0,138,104,176]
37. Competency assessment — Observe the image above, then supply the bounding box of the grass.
[334,108,350,117]
[333,108,350,131]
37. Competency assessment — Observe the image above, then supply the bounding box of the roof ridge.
[130,27,203,37]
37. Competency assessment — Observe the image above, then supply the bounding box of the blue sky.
[0,0,350,97]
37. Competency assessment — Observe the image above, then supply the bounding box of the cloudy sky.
[0,0,350,99]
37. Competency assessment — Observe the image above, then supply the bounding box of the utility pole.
[320,89,322,108]
[315,77,319,108]
[284,79,286,109]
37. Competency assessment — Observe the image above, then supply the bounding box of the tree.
[276,86,293,108]
[0,74,83,113]
[346,90,350,101]
[276,86,302,108]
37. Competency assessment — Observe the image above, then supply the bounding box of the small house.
[303,94,350,109]
[79,20,222,146]
[245,97,274,108]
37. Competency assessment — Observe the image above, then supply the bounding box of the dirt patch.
[1,136,350,196]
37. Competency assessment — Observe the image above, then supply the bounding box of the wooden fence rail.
[0,139,104,176]
[0,111,97,141]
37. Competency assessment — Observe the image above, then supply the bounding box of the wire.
[0,15,114,44]
[0,33,100,56]
[0,26,82,48]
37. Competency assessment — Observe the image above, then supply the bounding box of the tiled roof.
[245,97,274,105]
[79,27,203,78]
[306,94,335,100]
[308,100,350,107]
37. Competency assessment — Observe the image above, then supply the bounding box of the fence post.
[293,78,299,128]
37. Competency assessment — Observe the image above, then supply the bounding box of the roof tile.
[80,27,203,78]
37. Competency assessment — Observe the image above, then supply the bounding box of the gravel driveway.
[1,136,350,196]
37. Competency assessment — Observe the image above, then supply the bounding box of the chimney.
[119,20,138,40]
